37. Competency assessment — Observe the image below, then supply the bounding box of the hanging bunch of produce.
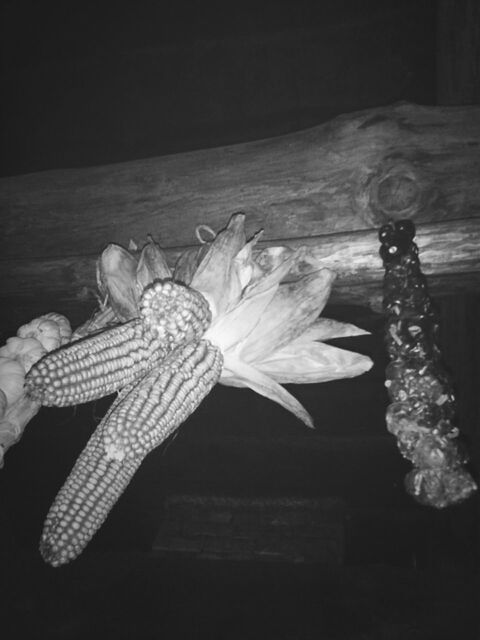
[379,219,477,508]
[2,214,374,566]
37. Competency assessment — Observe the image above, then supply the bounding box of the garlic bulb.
[0,337,45,373]
[0,389,7,420]
[0,356,26,406]
[17,313,71,351]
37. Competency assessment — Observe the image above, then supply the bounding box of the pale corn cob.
[40,339,223,566]
[25,280,211,407]
[102,339,223,460]
[26,319,150,406]
[40,426,143,567]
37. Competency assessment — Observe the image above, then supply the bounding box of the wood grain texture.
[0,218,478,332]
[1,103,479,261]
[1,103,479,330]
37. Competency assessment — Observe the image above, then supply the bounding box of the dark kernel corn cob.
[379,220,477,508]
[40,339,223,566]
[26,280,212,407]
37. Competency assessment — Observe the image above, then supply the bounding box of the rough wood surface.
[0,103,479,328]
[0,217,478,324]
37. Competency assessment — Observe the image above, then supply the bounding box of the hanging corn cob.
[379,220,477,507]
[25,280,211,406]
[41,339,222,567]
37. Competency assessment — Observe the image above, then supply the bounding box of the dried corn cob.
[379,220,477,507]
[26,319,156,406]
[102,339,223,460]
[40,425,143,567]
[25,280,211,407]
[40,339,223,566]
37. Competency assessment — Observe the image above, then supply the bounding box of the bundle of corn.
[26,213,373,566]
[0,313,71,467]
[379,220,477,507]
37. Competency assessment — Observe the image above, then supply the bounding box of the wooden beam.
[0,217,478,333]
[0,103,479,328]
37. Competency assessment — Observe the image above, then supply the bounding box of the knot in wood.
[354,158,425,226]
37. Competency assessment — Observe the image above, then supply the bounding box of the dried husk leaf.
[71,306,118,341]
[256,339,373,384]
[300,319,370,342]
[205,252,297,353]
[255,246,296,277]
[136,236,171,291]
[221,354,314,428]
[97,244,139,321]
[191,213,247,317]
[232,229,264,292]
[173,245,209,285]
[239,268,335,362]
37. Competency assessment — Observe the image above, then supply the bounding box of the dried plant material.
[0,314,71,467]
[379,220,477,508]
[97,243,139,321]
[135,236,171,290]
[24,214,372,566]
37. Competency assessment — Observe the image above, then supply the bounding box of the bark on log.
[0,103,479,328]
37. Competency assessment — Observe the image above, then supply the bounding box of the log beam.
[0,103,479,329]
[0,218,478,332]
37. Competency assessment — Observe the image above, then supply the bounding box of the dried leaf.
[256,339,373,384]
[174,245,209,285]
[255,246,296,277]
[191,213,246,317]
[97,244,139,321]
[240,268,335,362]
[205,253,297,353]
[221,354,314,428]
[300,318,370,342]
[136,236,171,291]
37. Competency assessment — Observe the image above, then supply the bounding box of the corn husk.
[136,236,171,290]
[190,213,247,318]
[97,244,139,321]
[0,314,73,468]
[193,214,373,427]
[77,214,374,430]
[71,306,118,341]
[221,354,315,428]
[238,269,336,362]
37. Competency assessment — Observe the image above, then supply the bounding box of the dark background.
[0,2,479,638]
[0,0,437,176]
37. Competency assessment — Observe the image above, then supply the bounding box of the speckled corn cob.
[40,339,223,566]
[379,220,477,507]
[26,280,211,406]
